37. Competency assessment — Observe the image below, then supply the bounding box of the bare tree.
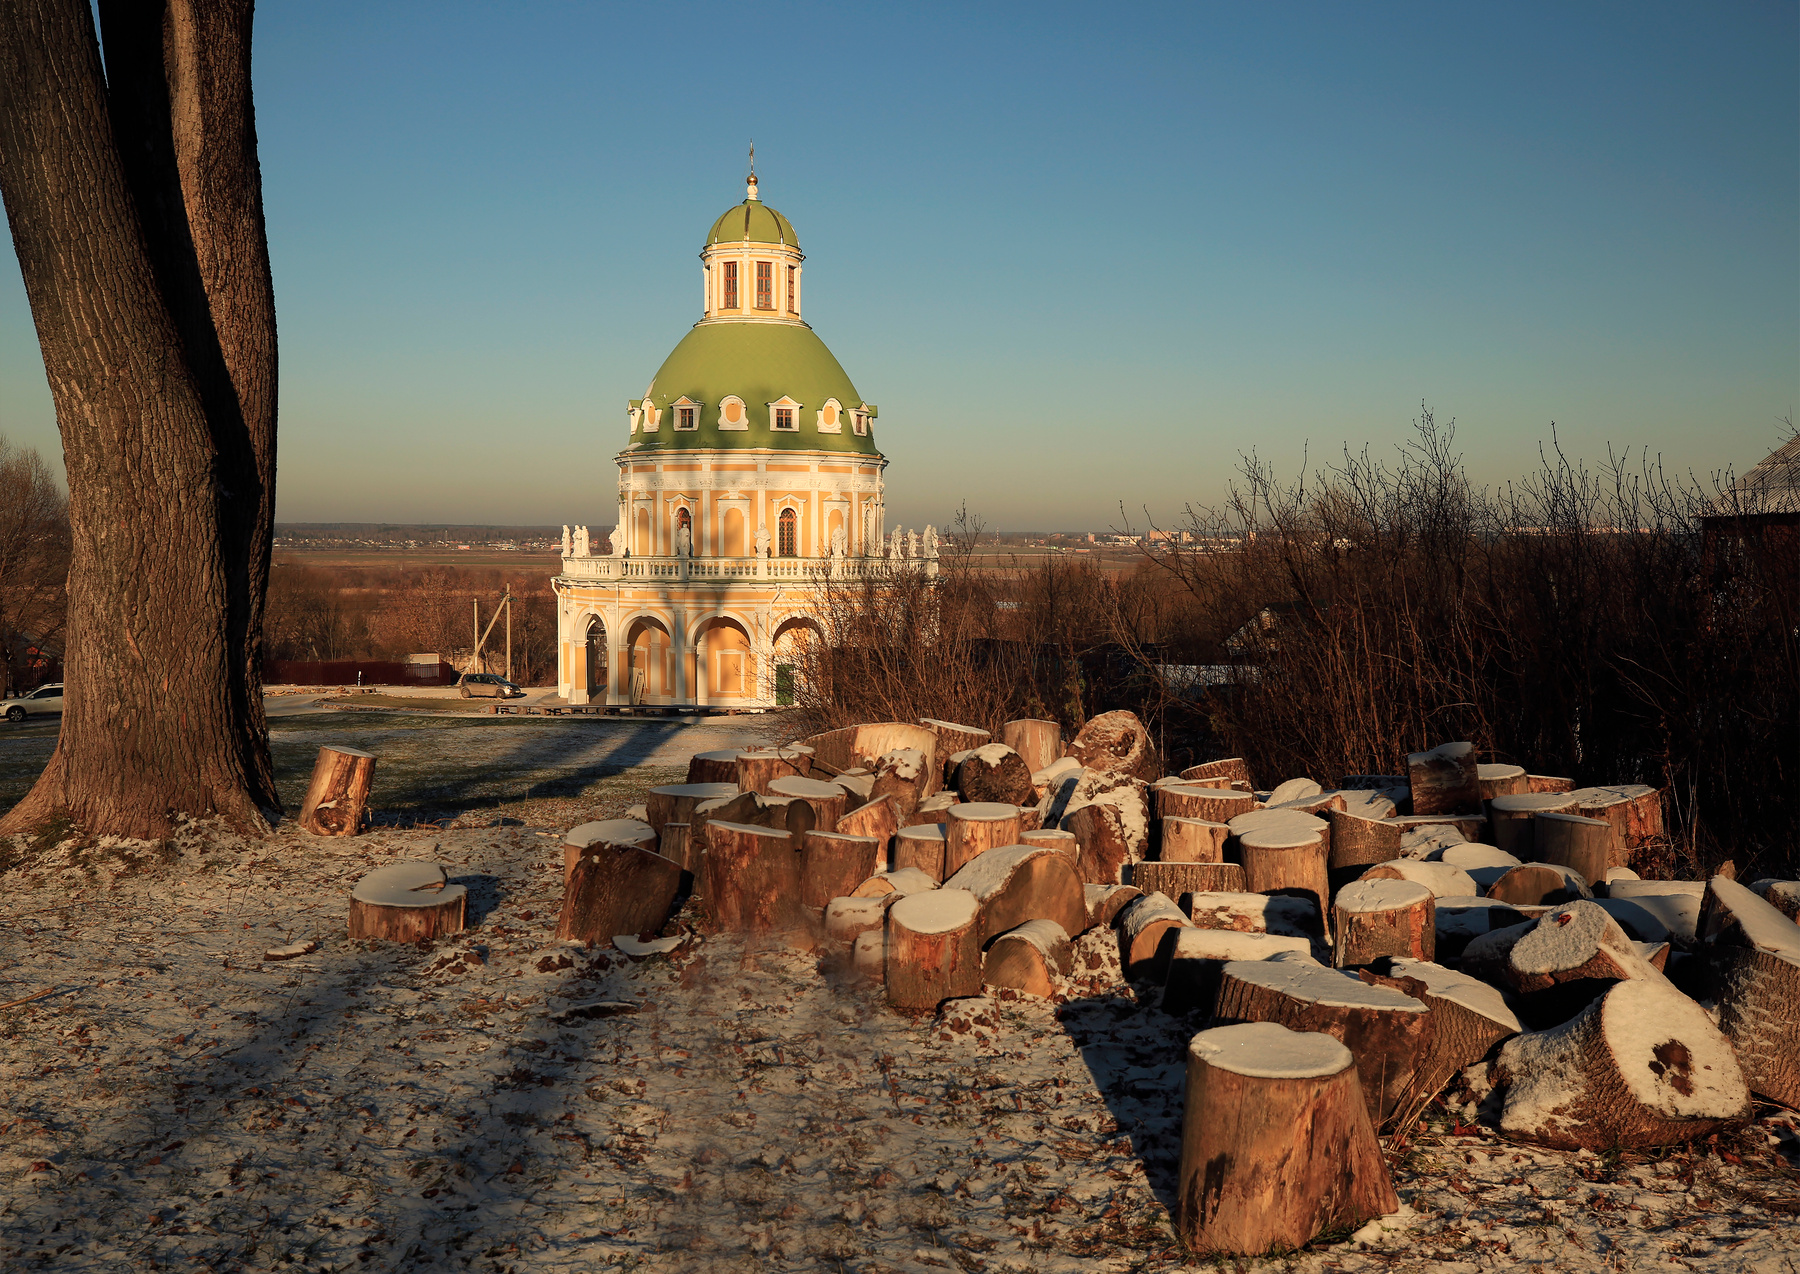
[0,0,278,837]
[0,435,70,699]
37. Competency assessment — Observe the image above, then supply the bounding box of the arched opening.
[583,615,606,702]
[675,506,693,555]
[722,507,746,556]
[634,507,650,555]
[625,616,672,703]
[778,507,798,558]
[697,616,752,700]
[772,615,823,707]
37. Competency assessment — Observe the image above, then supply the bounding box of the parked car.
[3,683,64,722]
[458,673,524,699]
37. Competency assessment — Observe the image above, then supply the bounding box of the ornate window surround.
[671,396,702,431]
[816,397,843,433]
[718,395,749,430]
[768,395,802,432]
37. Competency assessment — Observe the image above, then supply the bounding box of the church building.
[552,171,935,708]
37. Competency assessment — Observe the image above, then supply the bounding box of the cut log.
[561,818,658,887]
[1697,875,1800,1108]
[1019,826,1078,868]
[870,746,934,817]
[1379,959,1520,1103]
[1267,778,1323,806]
[1747,878,1800,924]
[700,821,804,935]
[556,841,683,945]
[1489,979,1750,1149]
[833,770,873,810]
[1117,890,1191,980]
[1333,879,1435,968]
[299,745,377,836]
[645,782,740,839]
[767,775,848,830]
[1212,958,1432,1126]
[1486,861,1593,907]
[1477,762,1528,800]
[823,893,895,947]
[750,794,816,839]
[907,791,959,827]
[734,746,813,796]
[1066,709,1160,781]
[894,823,949,881]
[1571,783,1665,858]
[1386,812,1487,844]
[685,749,740,785]
[942,842,1086,945]
[1134,860,1249,897]
[920,718,991,770]
[1000,718,1063,772]
[1435,898,1545,962]
[1502,899,1667,998]
[348,861,466,942]
[943,802,1022,877]
[852,928,886,981]
[1595,896,1674,944]
[1063,800,1139,886]
[1231,806,1331,860]
[802,722,940,780]
[850,866,939,898]
[1606,880,1704,947]
[1238,826,1331,926]
[886,889,982,1010]
[1163,929,1316,1015]
[658,822,693,874]
[982,919,1073,997]
[955,743,1036,806]
[799,831,883,909]
[1360,857,1476,899]
[1160,816,1229,863]
[1436,842,1521,891]
[1176,1022,1397,1256]
[1407,742,1480,816]
[1488,793,1579,858]
[1185,890,1319,939]
[1084,882,1142,931]
[1533,812,1612,886]
[1157,784,1255,825]
[1326,807,1405,893]
[1016,804,1043,834]
[1527,774,1576,794]
[1178,757,1254,791]
[833,793,898,854]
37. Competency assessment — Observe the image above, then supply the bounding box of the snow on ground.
[2,764,1798,1270]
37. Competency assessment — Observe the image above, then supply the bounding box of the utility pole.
[504,587,513,683]
[472,599,479,674]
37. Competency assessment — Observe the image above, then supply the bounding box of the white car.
[3,683,63,722]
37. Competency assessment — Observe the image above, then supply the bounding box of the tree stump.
[1486,861,1593,907]
[299,745,376,836]
[955,744,1036,805]
[1176,1022,1397,1256]
[894,823,949,881]
[1160,816,1228,863]
[1746,878,1800,924]
[832,770,874,810]
[1386,812,1487,843]
[1163,930,1315,1016]
[1238,826,1331,926]
[1489,979,1750,1150]
[942,842,1086,945]
[658,822,693,874]
[1179,756,1254,790]
[1000,718,1062,772]
[833,792,897,855]
[1016,804,1044,834]
[1606,879,1704,947]
[1528,774,1576,794]
[982,919,1073,996]
[1132,860,1250,899]
[944,802,1022,877]
[850,866,938,898]
[1698,875,1800,1108]
[1117,891,1192,980]
[1326,807,1405,893]
[1367,959,1518,1102]
[1501,899,1665,998]
[1158,784,1255,825]
[1488,793,1579,858]
[1066,709,1160,781]
[1266,778,1324,806]
[920,718,991,768]
[799,831,882,909]
[1358,858,1477,898]
[853,929,887,981]
[556,840,683,945]
[1213,958,1431,1126]
[561,818,659,887]
[907,790,959,827]
[349,862,466,942]
[751,794,816,838]
[1084,882,1141,931]
[734,747,812,796]
[824,893,894,948]
[1477,762,1528,800]
[1332,879,1435,968]
[1435,898,1542,962]
[1407,742,1480,815]
[767,775,848,830]
[1020,826,1078,868]
[886,889,982,1010]
[685,749,741,784]
[1533,812,1611,886]
[1437,842,1521,891]
[701,821,804,935]
[870,746,933,817]
[645,782,740,839]
[1064,798,1150,886]
[1572,783,1665,860]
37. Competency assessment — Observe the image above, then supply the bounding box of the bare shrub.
[0,435,70,697]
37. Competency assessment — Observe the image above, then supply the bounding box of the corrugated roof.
[1707,435,1800,517]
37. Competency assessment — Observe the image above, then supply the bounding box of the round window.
[823,405,838,426]
[725,400,742,423]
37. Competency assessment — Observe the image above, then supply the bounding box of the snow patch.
[1190,1021,1352,1079]
[890,888,979,935]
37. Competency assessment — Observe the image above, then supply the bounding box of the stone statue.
[675,520,692,558]
[907,529,919,559]
[612,526,626,557]
[830,525,847,558]
[887,527,901,559]
[923,525,938,559]
[755,526,772,558]
[561,525,572,556]
[573,525,589,557]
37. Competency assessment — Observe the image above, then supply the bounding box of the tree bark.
[1362,961,1518,1109]
[886,888,982,1010]
[1325,808,1404,893]
[1532,812,1611,887]
[894,822,948,881]
[798,830,881,909]
[1156,784,1254,825]
[823,893,893,948]
[1019,826,1078,868]
[1084,882,1141,931]
[1067,709,1160,781]
[870,746,933,817]
[1488,793,1578,858]
[767,775,847,830]
[645,781,739,839]
[700,820,805,935]
[685,749,740,784]
[1238,828,1331,929]
[920,717,989,781]
[1132,860,1250,899]
[832,792,897,851]
[1064,799,1144,885]
[1160,816,1228,863]
[1178,757,1253,790]
[734,746,811,795]
[999,718,1061,772]
[1118,890,1190,980]
[944,801,1021,877]
[297,745,374,836]
[1697,875,1800,1108]
[555,841,683,945]
[982,919,1072,997]
[942,842,1086,945]
[1477,763,1528,800]
[1177,1023,1396,1256]
[1332,879,1435,969]
[0,0,279,838]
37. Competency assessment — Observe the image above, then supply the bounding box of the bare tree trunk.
[0,0,277,838]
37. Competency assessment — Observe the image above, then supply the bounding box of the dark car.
[458,673,524,699]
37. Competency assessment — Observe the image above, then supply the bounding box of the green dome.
[635,322,878,455]
[706,200,800,250]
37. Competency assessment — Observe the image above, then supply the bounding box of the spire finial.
[746,141,759,201]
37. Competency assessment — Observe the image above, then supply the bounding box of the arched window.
[778,507,797,557]
[675,507,692,533]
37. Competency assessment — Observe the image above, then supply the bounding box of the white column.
[695,624,709,707]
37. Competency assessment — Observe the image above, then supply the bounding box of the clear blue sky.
[2,1,1795,532]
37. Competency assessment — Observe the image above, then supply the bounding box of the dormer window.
[672,397,700,431]
[768,395,801,431]
[786,265,797,313]
[817,399,843,433]
[755,261,773,310]
[718,396,748,430]
[722,261,738,309]
[852,411,868,436]
[774,407,794,430]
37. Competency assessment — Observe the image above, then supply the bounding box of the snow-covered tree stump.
[1699,875,1800,1109]
[646,782,740,839]
[1085,882,1140,930]
[1368,960,1518,1102]
[1488,793,1579,858]
[1747,878,1800,924]
[685,749,741,785]
[1239,826,1331,925]
[1162,930,1314,1016]
[349,862,466,942]
[1117,891,1191,980]
[871,746,933,817]
[1186,890,1319,938]
[701,821,805,935]
[1067,709,1160,781]
[800,831,883,909]
[1064,800,1147,886]
[1486,862,1593,907]
[561,818,659,887]
[943,842,1086,945]
[850,866,938,898]
[1132,860,1249,900]
[1528,774,1576,794]
[1532,812,1612,887]
[824,894,895,948]
[886,888,982,1010]
[1019,825,1078,861]
[833,793,898,850]
[1179,757,1254,790]
[1477,762,1528,800]
[734,747,813,796]
[955,744,1036,806]
[894,823,948,880]
[1177,1023,1397,1256]
[1406,742,1480,815]
[1000,718,1063,773]
[944,802,1022,877]
[1500,900,1665,1003]
[1160,816,1228,863]
[1158,784,1255,825]
[767,775,848,830]
[1488,979,1750,1149]
[1324,808,1405,893]
[1357,858,1477,898]
[982,919,1073,996]
[1213,959,1431,1126]
[921,718,991,768]
[299,745,376,836]
[556,840,683,945]
[1572,784,1664,859]
[1332,879,1435,968]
